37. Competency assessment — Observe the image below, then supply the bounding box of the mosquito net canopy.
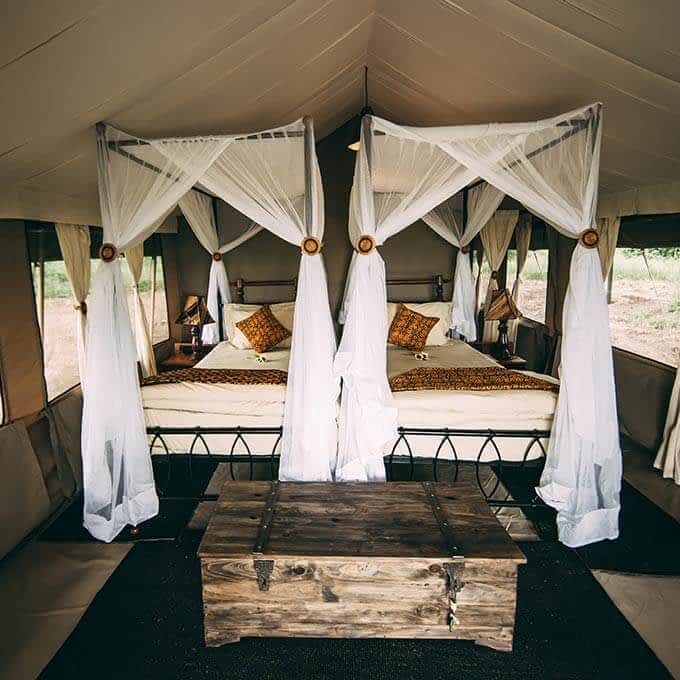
[335,104,620,548]
[84,118,338,542]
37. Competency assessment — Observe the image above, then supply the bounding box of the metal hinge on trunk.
[254,559,274,591]
[443,560,465,630]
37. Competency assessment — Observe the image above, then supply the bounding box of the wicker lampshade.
[175,295,214,326]
[485,289,521,322]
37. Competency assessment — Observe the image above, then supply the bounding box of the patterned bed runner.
[389,366,558,393]
[142,368,288,387]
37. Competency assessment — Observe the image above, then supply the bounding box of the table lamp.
[175,295,214,356]
[484,289,521,361]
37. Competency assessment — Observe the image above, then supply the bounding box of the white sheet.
[386,340,558,462]
[142,342,288,455]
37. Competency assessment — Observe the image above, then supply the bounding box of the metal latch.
[443,561,465,630]
[254,559,274,592]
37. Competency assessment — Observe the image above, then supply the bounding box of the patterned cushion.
[235,305,292,353]
[387,303,440,351]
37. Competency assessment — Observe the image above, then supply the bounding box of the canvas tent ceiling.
[1,0,680,226]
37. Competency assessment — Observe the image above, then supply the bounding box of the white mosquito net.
[335,105,620,547]
[84,118,338,542]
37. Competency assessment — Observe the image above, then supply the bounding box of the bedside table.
[159,343,216,372]
[495,354,527,370]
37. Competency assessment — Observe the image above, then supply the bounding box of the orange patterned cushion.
[235,305,292,353]
[387,303,439,351]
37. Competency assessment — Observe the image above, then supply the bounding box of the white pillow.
[224,302,295,350]
[387,301,451,346]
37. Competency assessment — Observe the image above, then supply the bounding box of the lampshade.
[175,295,214,326]
[485,289,521,322]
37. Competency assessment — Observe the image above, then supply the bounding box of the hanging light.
[348,66,373,151]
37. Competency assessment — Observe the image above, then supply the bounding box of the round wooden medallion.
[301,236,321,255]
[213,251,223,262]
[357,234,376,255]
[460,245,471,254]
[99,243,117,262]
[579,229,599,248]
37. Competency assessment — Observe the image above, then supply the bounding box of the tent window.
[507,249,548,324]
[125,249,169,345]
[608,247,680,366]
[26,224,169,400]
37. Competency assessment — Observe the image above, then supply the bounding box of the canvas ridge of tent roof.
[2,0,680,226]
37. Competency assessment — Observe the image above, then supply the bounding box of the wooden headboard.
[229,277,297,304]
[386,274,449,302]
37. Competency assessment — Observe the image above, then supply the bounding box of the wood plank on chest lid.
[199,481,525,564]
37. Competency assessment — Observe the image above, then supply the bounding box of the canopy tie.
[99,243,117,262]
[579,228,599,248]
[460,245,471,254]
[74,301,87,315]
[356,234,376,255]
[212,251,223,261]
[301,236,322,255]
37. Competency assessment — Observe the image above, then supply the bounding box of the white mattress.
[143,343,288,456]
[386,340,558,462]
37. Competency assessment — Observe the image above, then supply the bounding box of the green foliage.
[39,257,164,299]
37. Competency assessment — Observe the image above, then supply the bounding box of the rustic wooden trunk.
[199,481,526,651]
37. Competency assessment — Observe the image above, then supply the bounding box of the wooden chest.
[198,481,526,651]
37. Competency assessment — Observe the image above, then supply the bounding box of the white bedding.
[143,343,289,455]
[386,339,558,462]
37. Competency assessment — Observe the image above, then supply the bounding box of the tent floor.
[38,470,679,679]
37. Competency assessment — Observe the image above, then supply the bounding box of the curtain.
[508,212,532,346]
[178,190,262,343]
[480,210,519,343]
[84,124,228,542]
[54,224,91,382]
[338,105,619,547]
[596,216,621,278]
[155,118,338,484]
[125,243,156,378]
[421,183,504,340]
[655,368,680,485]
[335,118,478,482]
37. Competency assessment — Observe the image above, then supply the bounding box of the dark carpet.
[39,479,675,679]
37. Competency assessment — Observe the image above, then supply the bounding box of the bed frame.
[146,275,551,509]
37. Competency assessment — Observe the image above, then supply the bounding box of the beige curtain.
[55,224,91,382]
[125,243,156,378]
[508,212,533,347]
[596,216,621,278]
[480,210,519,343]
[654,368,680,485]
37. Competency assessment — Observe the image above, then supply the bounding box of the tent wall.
[0,221,47,420]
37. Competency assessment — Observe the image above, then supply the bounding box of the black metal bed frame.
[146,425,550,510]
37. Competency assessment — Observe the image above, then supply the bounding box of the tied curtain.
[125,243,156,378]
[177,191,262,343]
[508,212,533,346]
[421,183,504,341]
[337,106,620,547]
[55,224,91,382]
[480,210,519,343]
[85,119,337,542]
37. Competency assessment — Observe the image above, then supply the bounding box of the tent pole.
[37,226,45,339]
[150,246,157,340]
[213,197,225,342]
[303,116,313,234]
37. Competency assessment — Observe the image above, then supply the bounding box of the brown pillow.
[388,303,439,351]
[235,304,292,354]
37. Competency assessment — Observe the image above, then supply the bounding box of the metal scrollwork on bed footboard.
[146,425,550,509]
